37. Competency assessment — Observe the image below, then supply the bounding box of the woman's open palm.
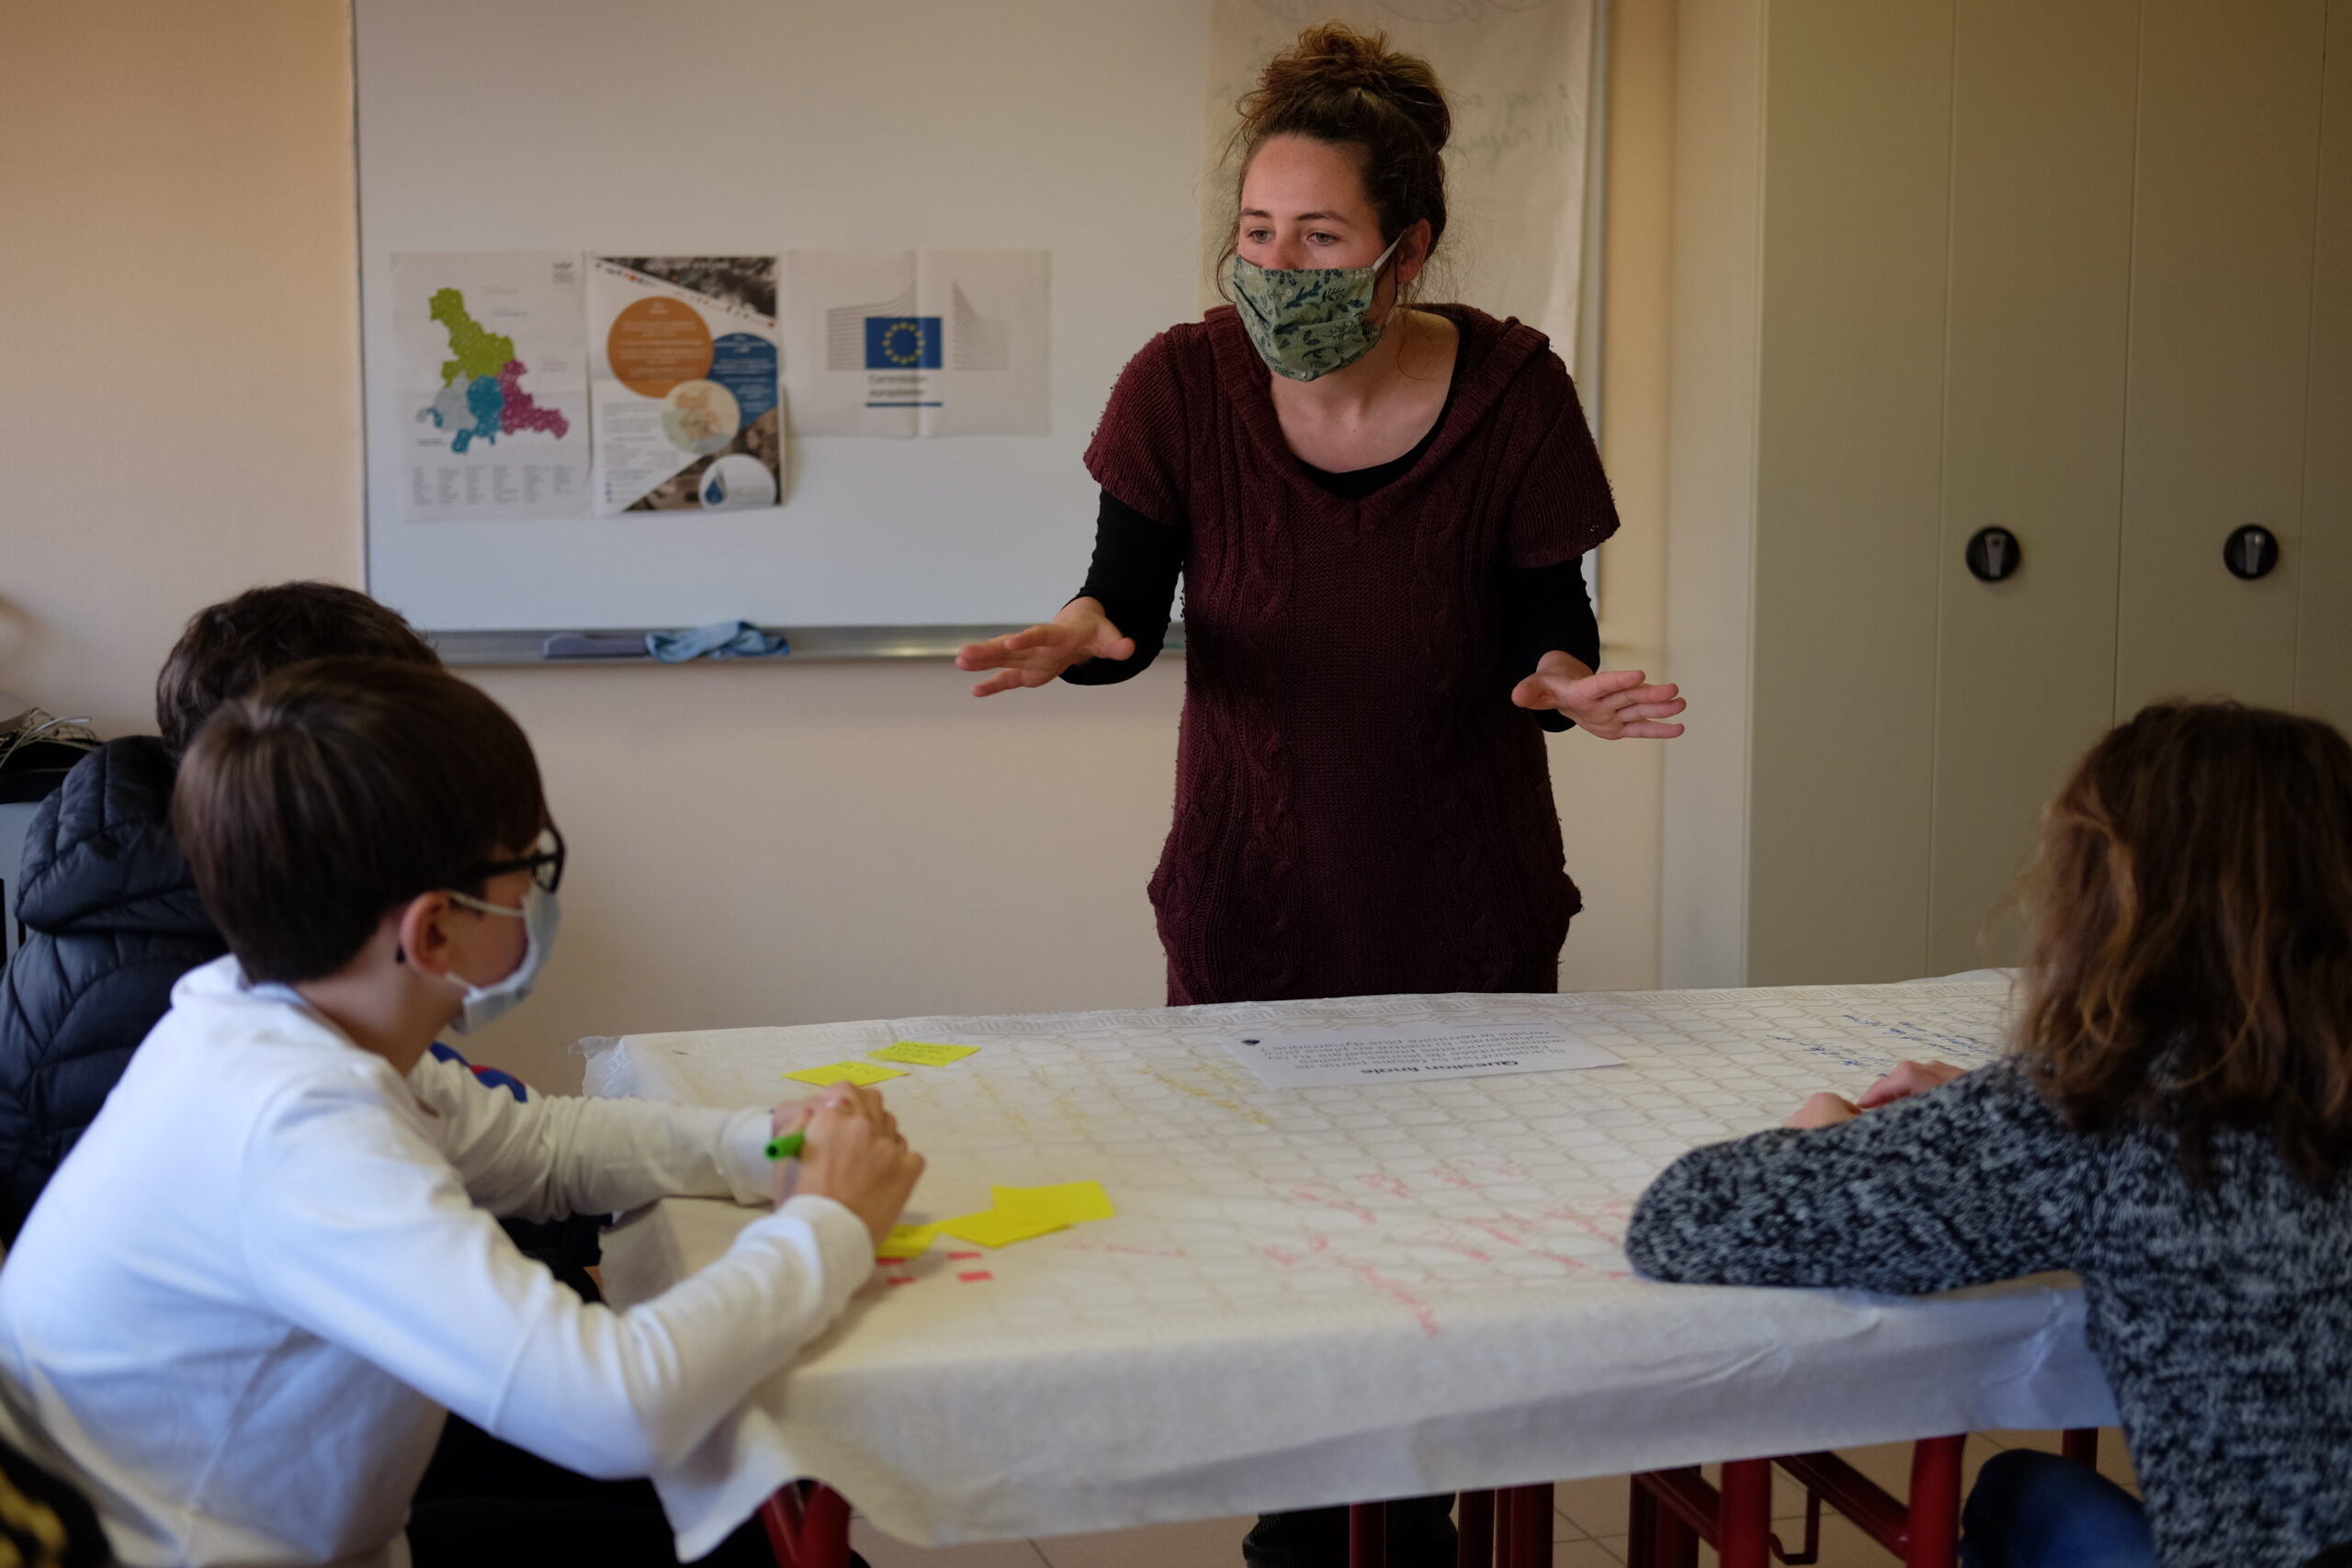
[1512,657,1688,739]
[956,599,1135,696]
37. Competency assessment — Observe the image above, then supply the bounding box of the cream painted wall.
[1581,0,1675,998]
[0,1,366,713]
[1659,0,1763,988]
[0,0,1675,1092]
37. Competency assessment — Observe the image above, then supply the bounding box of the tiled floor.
[846,1427,2138,1568]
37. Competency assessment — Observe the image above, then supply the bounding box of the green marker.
[764,1131,806,1161]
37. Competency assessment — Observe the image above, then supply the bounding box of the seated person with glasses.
[0,658,925,1568]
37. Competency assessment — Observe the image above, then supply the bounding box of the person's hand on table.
[764,1089,836,1205]
[1786,1059,1969,1130]
[1510,654,1688,739]
[776,1083,926,1246]
[956,598,1135,696]
[1857,1058,1968,1109]
[1787,1092,1861,1130]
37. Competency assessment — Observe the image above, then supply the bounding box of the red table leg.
[1350,1501,1386,1568]
[1658,1498,1700,1568]
[1630,1468,1703,1568]
[1717,1459,1773,1568]
[758,1490,799,1566]
[1903,1435,1963,1568]
[1626,1477,1659,1568]
[1506,1483,1554,1568]
[758,1483,853,1568]
[2063,1428,2099,1468]
[1456,1489,1495,1568]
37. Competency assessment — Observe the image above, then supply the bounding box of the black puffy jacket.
[0,738,226,1243]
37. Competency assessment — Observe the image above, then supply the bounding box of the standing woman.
[961,29,1683,1562]
[962,22,1684,1016]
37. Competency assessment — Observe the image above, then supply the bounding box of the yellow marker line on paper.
[869,1041,981,1067]
[783,1061,906,1089]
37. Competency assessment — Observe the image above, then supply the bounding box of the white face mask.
[440,879,560,1036]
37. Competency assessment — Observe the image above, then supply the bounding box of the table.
[582,979,2117,1561]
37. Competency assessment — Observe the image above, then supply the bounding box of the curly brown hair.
[2017,701,2352,1186]
[1216,22,1452,298]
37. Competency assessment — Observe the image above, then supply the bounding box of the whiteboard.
[356,0,1211,633]
[356,0,1602,638]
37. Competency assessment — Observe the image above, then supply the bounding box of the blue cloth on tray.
[644,621,790,663]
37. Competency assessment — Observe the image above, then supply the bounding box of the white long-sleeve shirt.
[0,956,873,1567]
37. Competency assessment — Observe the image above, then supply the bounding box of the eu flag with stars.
[865,316,943,369]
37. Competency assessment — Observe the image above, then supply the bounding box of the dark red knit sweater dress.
[1083,304,1620,1007]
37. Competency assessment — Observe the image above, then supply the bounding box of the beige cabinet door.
[1747,0,1955,985]
[1926,0,2140,975]
[2115,0,2330,716]
[2298,0,2352,728]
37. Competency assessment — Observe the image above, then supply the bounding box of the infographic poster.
[784,249,1049,437]
[586,255,783,515]
[391,252,589,522]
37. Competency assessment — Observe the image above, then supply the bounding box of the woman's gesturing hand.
[1511,654,1688,739]
[956,598,1136,697]
[777,1084,927,1249]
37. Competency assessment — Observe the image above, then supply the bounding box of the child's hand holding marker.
[1786,1058,1968,1130]
[767,1083,925,1248]
[763,1088,840,1201]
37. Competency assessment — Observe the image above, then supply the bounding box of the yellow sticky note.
[876,1222,942,1261]
[783,1061,906,1089]
[869,1041,981,1067]
[939,1207,1069,1248]
[991,1180,1117,1225]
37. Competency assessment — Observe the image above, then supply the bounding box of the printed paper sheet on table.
[581,980,2115,1558]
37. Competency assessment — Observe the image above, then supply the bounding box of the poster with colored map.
[586,256,783,516]
[390,252,589,522]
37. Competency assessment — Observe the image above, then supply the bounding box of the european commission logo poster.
[788,249,1049,436]
[865,316,943,369]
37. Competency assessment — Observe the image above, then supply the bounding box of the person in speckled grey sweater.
[1625,701,2352,1568]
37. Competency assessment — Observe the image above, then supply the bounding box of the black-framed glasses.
[459,826,566,896]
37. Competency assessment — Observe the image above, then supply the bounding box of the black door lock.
[2223,525,2279,581]
[1964,526,2021,583]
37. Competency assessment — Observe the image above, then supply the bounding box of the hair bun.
[1250,22,1452,154]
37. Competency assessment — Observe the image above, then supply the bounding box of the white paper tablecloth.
[581,981,2116,1556]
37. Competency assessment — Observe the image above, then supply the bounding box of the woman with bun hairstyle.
[959,24,1682,1026]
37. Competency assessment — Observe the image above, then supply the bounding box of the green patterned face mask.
[1231,233,1407,382]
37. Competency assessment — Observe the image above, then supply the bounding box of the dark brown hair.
[174,658,546,984]
[1217,23,1452,293]
[2016,701,2352,1185]
[156,581,438,758]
